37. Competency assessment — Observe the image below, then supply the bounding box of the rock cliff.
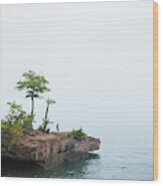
[1,131,100,169]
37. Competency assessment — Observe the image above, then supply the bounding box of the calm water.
[1,2,153,180]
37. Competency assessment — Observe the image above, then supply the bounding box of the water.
[1,2,153,180]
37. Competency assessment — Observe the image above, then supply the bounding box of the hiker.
[56,123,60,132]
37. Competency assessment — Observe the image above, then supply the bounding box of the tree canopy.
[16,70,50,117]
[16,70,50,96]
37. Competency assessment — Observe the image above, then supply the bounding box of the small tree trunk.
[31,96,34,116]
[45,102,49,120]
[30,96,34,128]
[42,103,49,132]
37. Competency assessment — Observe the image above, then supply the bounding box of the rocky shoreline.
[1,130,100,169]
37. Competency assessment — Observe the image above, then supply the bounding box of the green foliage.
[16,70,50,117]
[67,128,86,140]
[1,102,34,144]
[46,98,56,105]
[16,70,50,93]
[38,119,50,133]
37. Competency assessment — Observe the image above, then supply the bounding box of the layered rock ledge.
[1,131,100,169]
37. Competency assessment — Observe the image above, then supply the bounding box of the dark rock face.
[1,132,100,169]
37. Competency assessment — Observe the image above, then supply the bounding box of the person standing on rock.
[56,123,60,132]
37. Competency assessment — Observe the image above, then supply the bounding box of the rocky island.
[1,70,100,170]
[2,130,100,169]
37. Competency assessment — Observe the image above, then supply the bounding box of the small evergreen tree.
[16,70,50,127]
[39,98,56,133]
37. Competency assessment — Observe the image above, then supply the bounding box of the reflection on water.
[2,153,100,178]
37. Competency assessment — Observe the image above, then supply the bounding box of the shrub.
[1,102,34,144]
[38,119,50,133]
[67,128,86,140]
